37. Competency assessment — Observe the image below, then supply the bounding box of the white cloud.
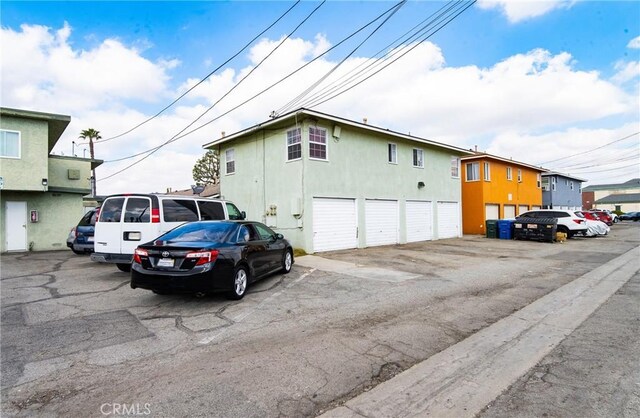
[476,0,576,23]
[612,60,640,84]
[628,36,640,49]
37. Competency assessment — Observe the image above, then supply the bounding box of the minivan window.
[198,201,225,220]
[99,198,125,222]
[226,202,243,220]
[163,199,199,222]
[124,198,151,223]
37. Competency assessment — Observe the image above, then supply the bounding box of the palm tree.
[79,128,101,196]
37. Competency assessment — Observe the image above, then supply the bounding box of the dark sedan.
[619,211,640,221]
[130,221,294,299]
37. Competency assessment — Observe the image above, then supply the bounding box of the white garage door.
[485,204,499,220]
[437,201,460,239]
[503,205,516,219]
[365,200,398,246]
[406,200,433,242]
[518,205,529,215]
[313,198,357,252]
[532,205,541,210]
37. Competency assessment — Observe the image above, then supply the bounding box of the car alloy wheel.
[282,251,293,274]
[230,267,248,300]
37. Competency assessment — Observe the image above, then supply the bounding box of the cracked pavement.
[1,223,639,417]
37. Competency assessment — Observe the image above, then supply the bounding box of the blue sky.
[1,1,639,193]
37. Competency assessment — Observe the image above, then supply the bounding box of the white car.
[518,209,588,238]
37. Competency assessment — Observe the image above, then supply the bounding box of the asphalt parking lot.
[2,223,639,417]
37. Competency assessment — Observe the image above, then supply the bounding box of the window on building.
[551,177,556,191]
[483,162,491,181]
[309,126,327,160]
[287,128,302,161]
[388,143,397,164]
[517,169,522,182]
[570,181,574,190]
[412,148,424,168]
[537,173,541,188]
[542,177,550,191]
[451,157,460,178]
[466,162,479,181]
[225,148,235,174]
[0,130,20,158]
[506,167,512,181]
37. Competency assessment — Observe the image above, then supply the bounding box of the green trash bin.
[486,219,498,238]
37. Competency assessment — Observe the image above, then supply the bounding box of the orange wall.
[461,158,543,234]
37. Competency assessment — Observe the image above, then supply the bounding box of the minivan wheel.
[281,250,293,274]
[228,266,248,300]
[116,263,131,273]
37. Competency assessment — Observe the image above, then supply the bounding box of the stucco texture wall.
[48,156,92,192]
[0,116,49,191]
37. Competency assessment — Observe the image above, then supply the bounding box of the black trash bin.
[486,219,498,238]
[513,217,557,243]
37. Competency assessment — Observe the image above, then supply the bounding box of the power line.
[537,131,640,165]
[98,0,301,143]
[566,162,639,174]
[552,151,640,171]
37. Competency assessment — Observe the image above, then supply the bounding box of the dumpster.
[513,217,557,243]
[497,219,514,240]
[486,219,498,238]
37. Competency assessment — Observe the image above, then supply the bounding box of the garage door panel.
[485,204,499,220]
[313,198,357,252]
[365,200,398,247]
[437,201,460,239]
[504,205,516,219]
[406,200,433,242]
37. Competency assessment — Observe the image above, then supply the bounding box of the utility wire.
[98,0,301,143]
[552,152,640,171]
[98,1,407,180]
[537,131,639,165]
[565,162,640,174]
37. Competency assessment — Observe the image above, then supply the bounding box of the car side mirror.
[275,233,284,240]
[240,211,246,220]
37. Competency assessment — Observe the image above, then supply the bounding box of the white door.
[485,204,499,220]
[437,201,460,239]
[503,205,516,219]
[313,198,357,252]
[365,200,398,246]
[406,200,433,242]
[518,205,529,215]
[5,201,27,251]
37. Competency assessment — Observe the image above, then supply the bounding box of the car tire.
[228,266,249,300]
[557,225,571,238]
[116,263,131,273]
[281,250,293,274]
[152,289,172,295]
[71,248,85,255]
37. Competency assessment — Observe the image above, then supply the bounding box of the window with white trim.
[388,143,397,164]
[466,162,479,181]
[450,157,460,178]
[517,169,522,182]
[412,148,424,168]
[542,177,550,191]
[225,148,235,175]
[537,173,541,188]
[309,126,327,160]
[551,176,556,191]
[287,128,301,161]
[0,130,20,158]
[570,181,574,190]
[483,162,491,181]
[506,166,512,181]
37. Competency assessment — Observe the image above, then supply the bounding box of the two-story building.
[0,107,102,252]
[541,172,586,210]
[203,108,472,253]
[461,153,545,234]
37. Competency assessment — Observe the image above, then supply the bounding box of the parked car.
[580,211,601,222]
[91,194,245,272]
[66,208,98,254]
[130,221,293,299]
[582,219,610,237]
[588,210,613,225]
[619,211,640,221]
[517,209,588,238]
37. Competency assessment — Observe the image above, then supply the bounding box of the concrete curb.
[319,246,640,418]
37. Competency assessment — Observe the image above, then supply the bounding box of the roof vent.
[363,117,368,124]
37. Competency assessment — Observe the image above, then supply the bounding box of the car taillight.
[133,248,148,264]
[151,208,160,223]
[72,227,78,238]
[185,250,219,266]
[573,219,585,224]
[95,207,101,222]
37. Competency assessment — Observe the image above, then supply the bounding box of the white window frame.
[286,128,302,162]
[466,162,480,182]
[537,173,541,188]
[483,162,491,181]
[517,169,522,183]
[570,180,574,190]
[0,129,21,159]
[388,143,397,164]
[412,148,424,168]
[308,126,328,161]
[506,166,512,181]
[225,148,235,175]
[450,156,460,178]
[551,176,556,191]
[542,177,550,191]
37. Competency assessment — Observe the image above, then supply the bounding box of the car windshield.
[158,222,235,244]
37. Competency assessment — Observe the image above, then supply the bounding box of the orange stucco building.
[461,153,546,235]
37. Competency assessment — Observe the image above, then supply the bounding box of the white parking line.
[198,268,315,345]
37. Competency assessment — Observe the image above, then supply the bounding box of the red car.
[580,211,601,221]
[589,210,613,225]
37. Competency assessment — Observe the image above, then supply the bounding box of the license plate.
[157,258,174,268]
[527,224,538,229]
[87,236,94,242]
[515,224,522,229]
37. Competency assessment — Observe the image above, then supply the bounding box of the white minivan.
[91,194,245,271]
